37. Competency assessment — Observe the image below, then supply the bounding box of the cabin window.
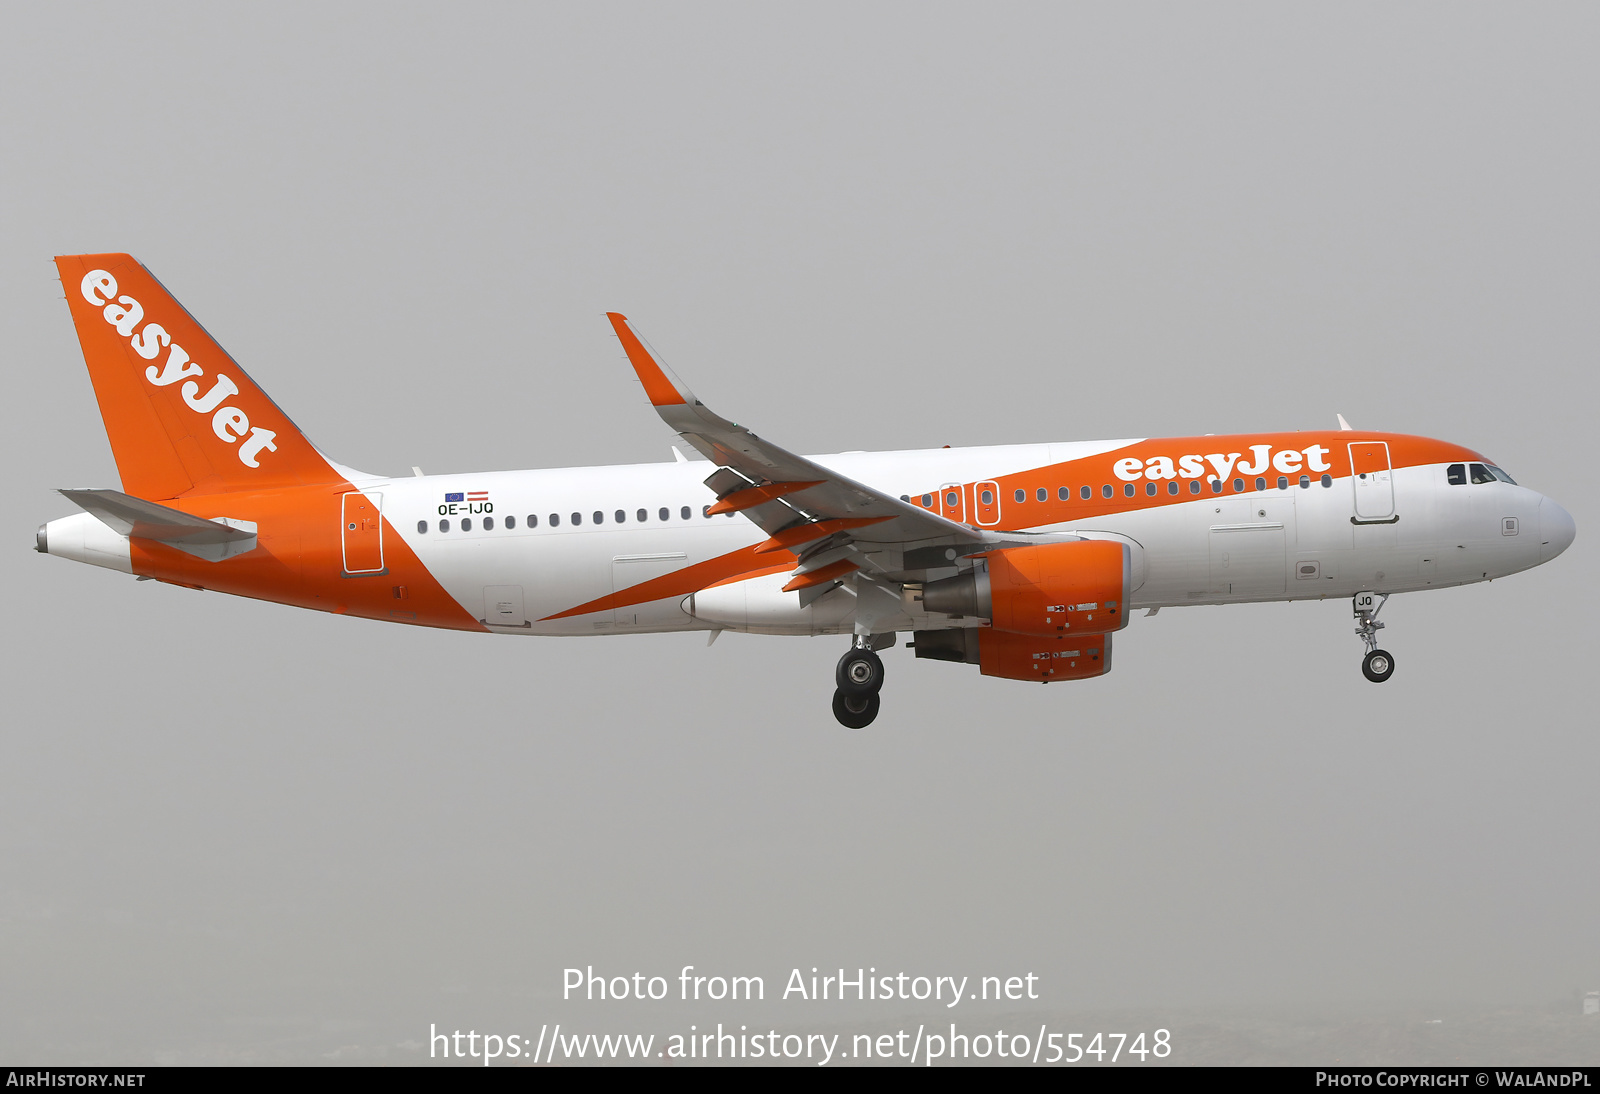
[505,515,516,529]
[980,489,994,505]
[439,519,450,532]
[527,514,538,528]
[483,516,495,530]
[571,512,581,526]
[1058,487,1069,500]
[1145,482,1157,496]
[1036,488,1047,502]
[1014,489,1025,503]
[1255,477,1267,492]
[899,495,909,502]
[702,505,712,518]
[1167,481,1179,495]
[921,494,933,507]
[549,513,559,527]
[1276,476,1288,490]
[637,509,647,522]
[1233,478,1244,492]
[1081,486,1092,500]
[1123,484,1134,497]
[417,520,428,534]
[461,517,473,531]
[1211,479,1222,494]
[1299,475,1310,489]
[593,511,604,524]
[658,507,669,521]
[1190,480,1201,494]
[681,506,691,520]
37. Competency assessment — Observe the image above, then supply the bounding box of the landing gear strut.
[832,639,885,728]
[1353,592,1395,683]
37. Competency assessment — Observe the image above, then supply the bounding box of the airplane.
[37,253,1577,728]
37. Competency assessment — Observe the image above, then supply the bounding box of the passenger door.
[1349,442,1395,521]
[341,492,384,574]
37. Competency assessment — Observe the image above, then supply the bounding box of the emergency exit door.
[341,492,385,573]
[974,481,1002,526]
[938,483,966,524]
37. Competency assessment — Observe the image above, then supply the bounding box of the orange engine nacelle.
[987,539,1130,636]
[921,539,1131,637]
[910,626,1115,682]
[979,628,1113,682]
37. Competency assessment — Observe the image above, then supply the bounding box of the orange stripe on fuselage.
[909,432,1484,530]
[126,485,485,631]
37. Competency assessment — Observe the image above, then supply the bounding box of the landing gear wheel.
[1362,649,1395,683]
[835,647,885,697]
[832,688,880,729]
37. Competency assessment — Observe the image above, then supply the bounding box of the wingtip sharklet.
[606,312,692,408]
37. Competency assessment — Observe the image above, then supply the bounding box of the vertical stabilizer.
[55,253,341,499]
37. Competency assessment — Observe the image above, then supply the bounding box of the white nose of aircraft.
[1539,496,1577,563]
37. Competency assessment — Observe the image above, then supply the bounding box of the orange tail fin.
[55,253,341,499]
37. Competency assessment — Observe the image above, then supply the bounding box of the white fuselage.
[352,440,1562,637]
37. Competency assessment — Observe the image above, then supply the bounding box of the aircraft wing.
[606,313,1057,587]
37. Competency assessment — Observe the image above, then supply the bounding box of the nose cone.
[1539,497,1576,563]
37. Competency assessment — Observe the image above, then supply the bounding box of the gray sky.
[2,2,1596,1064]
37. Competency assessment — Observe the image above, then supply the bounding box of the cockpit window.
[1485,463,1516,485]
[1447,463,1466,486]
[1469,463,1497,485]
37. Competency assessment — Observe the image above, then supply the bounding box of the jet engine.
[913,539,1130,682]
[910,626,1114,682]
[920,539,1131,636]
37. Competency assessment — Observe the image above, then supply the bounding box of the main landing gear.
[1353,591,1395,683]
[833,641,885,729]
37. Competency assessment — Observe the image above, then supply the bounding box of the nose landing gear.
[832,640,885,728]
[1353,592,1395,683]
[1362,648,1395,683]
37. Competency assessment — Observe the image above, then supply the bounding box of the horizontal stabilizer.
[60,488,257,561]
